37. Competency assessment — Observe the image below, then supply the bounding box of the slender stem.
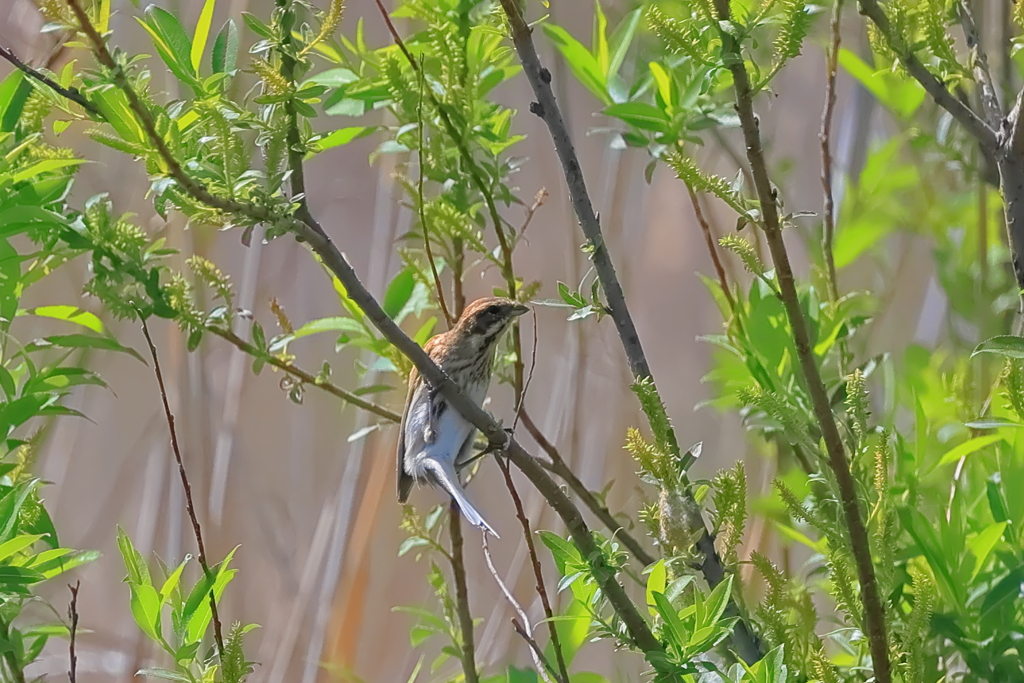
[820,0,844,305]
[209,327,401,422]
[140,318,226,658]
[712,2,891,680]
[482,536,562,683]
[67,581,80,683]
[496,458,570,683]
[416,70,454,329]
[0,44,100,116]
[448,505,480,683]
[687,184,735,311]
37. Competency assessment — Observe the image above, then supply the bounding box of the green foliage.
[21,0,1024,680]
[117,528,254,682]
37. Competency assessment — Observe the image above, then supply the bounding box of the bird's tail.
[421,458,498,537]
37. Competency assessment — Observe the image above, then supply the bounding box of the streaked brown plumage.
[397,297,528,535]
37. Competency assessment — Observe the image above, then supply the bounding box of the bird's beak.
[510,303,529,317]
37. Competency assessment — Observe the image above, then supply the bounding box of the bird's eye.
[485,304,502,316]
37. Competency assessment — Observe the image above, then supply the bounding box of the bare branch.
[448,508,480,683]
[67,581,80,683]
[0,44,100,117]
[139,317,225,658]
[208,327,401,422]
[821,0,844,305]
[496,458,569,683]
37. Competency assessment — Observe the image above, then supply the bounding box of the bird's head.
[456,297,529,349]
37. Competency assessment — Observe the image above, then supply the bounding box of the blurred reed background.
[0,0,961,680]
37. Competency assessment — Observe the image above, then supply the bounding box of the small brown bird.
[397,296,529,536]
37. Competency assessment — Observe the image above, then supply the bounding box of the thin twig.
[496,457,570,683]
[65,1,666,663]
[67,581,80,683]
[687,185,735,311]
[0,44,100,116]
[712,1,891,680]
[519,409,654,567]
[139,318,225,658]
[820,0,844,305]
[448,506,480,683]
[417,69,454,329]
[511,309,538,431]
[209,326,401,422]
[482,536,561,683]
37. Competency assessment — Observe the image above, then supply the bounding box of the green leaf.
[651,591,687,651]
[10,159,84,184]
[24,305,103,333]
[292,316,365,340]
[136,7,199,88]
[973,335,1024,359]
[0,534,44,562]
[211,19,238,74]
[968,522,1006,581]
[137,668,191,682]
[309,126,374,154]
[191,0,217,73]
[32,334,145,364]
[130,583,162,641]
[838,49,924,119]
[645,559,666,616]
[382,268,415,319]
[541,23,609,105]
[604,102,669,132]
[117,527,152,586]
[0,566,46,586]
[934,434,1002,468]
[0,76,32,134]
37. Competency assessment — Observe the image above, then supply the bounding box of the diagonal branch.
[712,1,892,680]
[857,0,997,151]
[0,44,101,117]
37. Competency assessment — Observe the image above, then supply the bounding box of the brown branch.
[418,95,454,329]
[856,0,997,151]
[139,317,225,658]
[820,0,844,305]
[448,507,480,683]
[496,457,570,683]
[712,1,892,680]
[65,1,667,666]
[67,581,80,683]
[496,0,655,384]
[208,326,401,421]
[0,44,100,117]
[687,185,735,311]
